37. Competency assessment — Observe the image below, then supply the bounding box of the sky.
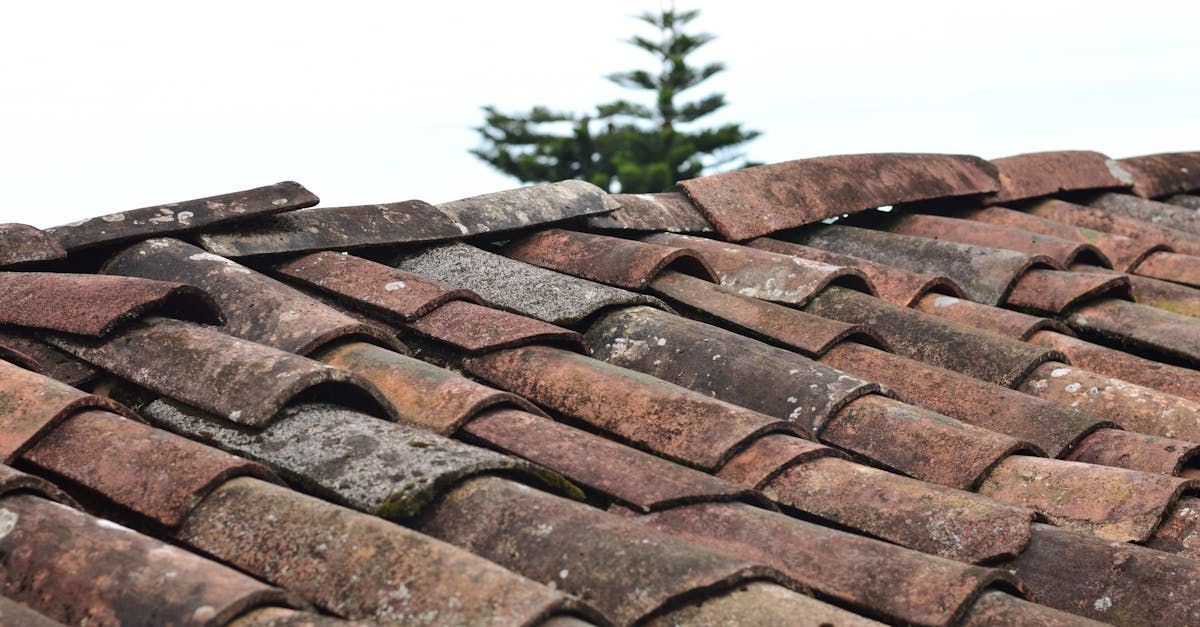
[2,1,1198,226]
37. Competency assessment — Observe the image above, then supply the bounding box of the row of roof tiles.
[1,150,1200,626]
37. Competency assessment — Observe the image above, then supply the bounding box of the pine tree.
[471,7,759,193]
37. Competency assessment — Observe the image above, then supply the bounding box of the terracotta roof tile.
[584,306,883,435]
[0,359,137,463]
[881,212,1113,268]
[677,153,1000,240]
[104,238,402,355]
[0,223,66,268]
[805,286,1064,386]
[793,223,1053,305]
[0,272,223,336]
[0,493,299,625]
[11,149,1200,624]
[749,237,964,306]
[46,181,317,252]
[0,331,98,386]
[645,232,875,304]
[1165,193,1200,209]
[1118,151,1200,198]
[393,242,666,326]
[987,150,1133,203]
[49,318,394,426]
[198,180,614,257]
[960,205,1166,271]
[585,192,714,233]
[505,228,717,290]
[1027,197,1200,256]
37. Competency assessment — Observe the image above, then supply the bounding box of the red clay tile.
[647,271,886,355]
[977,455,1195,542]
[883,212,1113,268]
[1004,268,1130,314]
[749,237,963,306]
[272,251,482,322]
[759,456,1034,563]
[644,232,874,304]
[1132,250,1200,288]
[793,223,1053,305]
[805,287,1064,387]
[198,181,614,257]
[1007,522,1200,624]
[1145,496,1200,559]
[823,395,1034,489]
[1113,269,1200,318]
[677,153,999,240]
[313,341,542,435]
[180,477,595,626]
[645,581,880,627]
[504,229,717,290]
[961,590,1106,627]
[1089,191,1200,237]
[1027,197,1200,256]
[464,408,758,512]
[405,300,583,353]
[20,409,278,528]
[1067,298,1200,366]
[50,318,394,426]
[0,223,66,267]
[819,341,1111,457]
[713,433,840,489]
[0,272,222,336]
[465,345,802,470]
[0,494,297,626]
[103,238,401,355]
[1028,329,1200,403]
[0,464,76,506]
[392,242,665,326]
[586,192,714,233]
[987,150,1132,203]
[1116,152,1200,198]
[0,331,98,387]
[914,292,1071,340]
[414,476,781,627]
[584,306,883,435]
[638,500,1020,627]
[47,181,317,252]
[1065,428,1200,477]
[1019,361,1200,442]
[0,359,136,462]
[961,205,1166,271]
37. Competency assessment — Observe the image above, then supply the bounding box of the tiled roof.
[3,149,1200,626]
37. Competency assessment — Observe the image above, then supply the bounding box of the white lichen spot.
[787,396,798,404]
[559,569,569,579]
[1050,368,1071,378]
[279,310,300,322]
[453,222,470,235]
[711,354,721,360]
[932,295,958,308]
[229,410,243,421]
[193,606,218,621]
[176,211,194,225]
[655,337,667,346]
[100,213,126,223]
[384,281,407,292]
[0,509,17,539]
[272,198,289,206]
[1063,382,1081,393]
[1093,596,1113,612]
[149,239,172,249]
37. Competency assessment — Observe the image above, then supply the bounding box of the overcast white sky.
[2,1,1197,226]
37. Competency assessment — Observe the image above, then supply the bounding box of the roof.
[2,149,1200,625]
